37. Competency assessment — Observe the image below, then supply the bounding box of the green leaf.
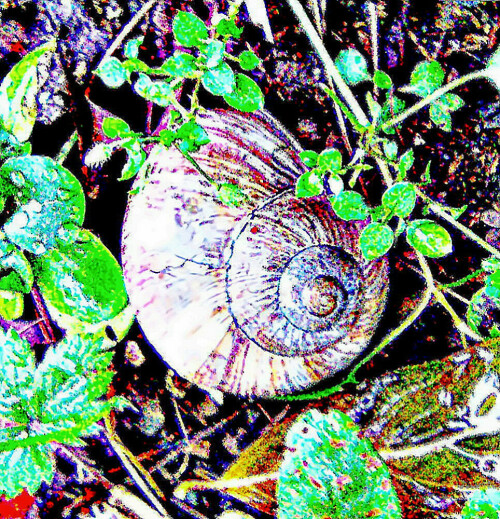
[373,70,392,89]
[409,61,445,97]
[382,182,416,218]
[0,290,23,320]
[124,36,143,60]
[0,156,85,254]
[462,489,500,519]
[120,139,146,181]
[161,52,199,78]
[318,148,342,172]
[239,50,260,71]
[216,17,243,38]
[176,120,210,152]
[379,96,406,135]
[223,73,264,112]
[397,149,414,180]
[172,11,209,48]
[0,128,31,162]
[122,58,152,75]
[159,128,176,147]
[299,150,319,168]
[0,445,54,498]
[331,190,369,220]
[0,239,33,293]
[33,229,128,325]
[335,49,370,85]
[203,40,225,69]
[102,117,131,139]
[0,41,56,142]
[382,139,398,161]
[328,173,344,196]
[217,183,247,207]
[359,222,394,260]
[296,169,324,198]
[366,91,382,123]
[429,93,464,131]
[95,57,128,88]
[468,287,500,337]
[132,72,152,98]
[277,409,402,519]
[406,219,453,257]
[202,62,235,96]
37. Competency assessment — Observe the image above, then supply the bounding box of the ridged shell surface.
[121,110,389,398]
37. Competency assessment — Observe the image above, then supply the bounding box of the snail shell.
[121,110,389,398]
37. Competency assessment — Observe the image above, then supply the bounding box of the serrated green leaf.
[0,290,23,320]
[318,148,342,172]
[102,117,130,139]
[0,41,55,142]
[409,61,444,97]
[335,49,370,85]
[359,222,394,260]
[239,50,260,71]
[406,219,453,257]
[124,36,143,60]
[203,40,225,69]
[216,17,243,38]
[373,70,392,89]
[382,182,416,218]
[202,62,235,96]
[277,409,402,519]
[161,52,199,78]
[223,73,264,112]
[299,150,319,168]
[33,229,128,325]
[296,169,323,198]
[172,11,209,48]
[217,183,247,207]
[96,57,128,88]
[0,156,85,254]
[331,190,369,220]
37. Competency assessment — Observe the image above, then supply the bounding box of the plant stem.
[284,0,370,127]
[415,251,484,342]
[380,70,486,131]
[368,2,379,96]
[417,188,500,261]
[56,130,78,164]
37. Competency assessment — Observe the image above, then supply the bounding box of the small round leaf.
[331,190,369,221]
[360,222,394,260]
[172,11,208,48]
[96,57,128,88]
[409,61,445,97]
[299,150,319,168]
[239,50,260,71]
[318,148,342,172]
[335,49,370,85]
[296,169,323,198]
[202,62,235,96]
[382,182,416,218]
[373,70,392,89]
[406,219,453,257]
[102,117,130,139]
[223,73,264,112]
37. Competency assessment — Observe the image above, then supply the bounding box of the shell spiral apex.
[121,109,389,398]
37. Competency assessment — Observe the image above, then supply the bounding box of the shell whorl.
[121,110,389,398]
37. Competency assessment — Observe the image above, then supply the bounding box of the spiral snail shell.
[121,110,389,398]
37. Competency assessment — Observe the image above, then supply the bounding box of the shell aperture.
[121,110,389,398]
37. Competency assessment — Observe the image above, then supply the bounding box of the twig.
[368,2,379,96]
[56,130,78,164]
[97,0,159,69]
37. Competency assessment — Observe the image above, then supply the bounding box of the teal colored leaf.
[239,50,260,71]
[318,148,342,172]
[120,138,146,181]
[161,52,199,78]
[0,41,55,142]
[296,169,323,198]
[299,150,319,168]
[223,73,264,112]
[331,190,369,220]
[335,49,370,85]
[0,156,85,254]
[277,409,402,519]
[409,61,444,97]
[96,57,128,88]
[406,219,453,257]
[462,488,500,518]
[124,36,143,60]
[429,93,464,131]
[0,129,31,162]
[328,173,344,196]
[467,287,500,338]
[102,117,131,139]
[203,40,225,69]
[132,72,152,98]
[0,445,54,498]
[172,11,209,48]
[202,62,235,96]
[382,182,416,218]
[0,290,23,320]
[176,120,210,152]
[373,70,392,89]
[217,183,247,207]
[382,139,398,161]
[359,222,394,260]
[216,17,243,38]
[33,229,128,325]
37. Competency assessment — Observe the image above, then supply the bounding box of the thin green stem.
[56,130,78,164]
[439,267,485,289]
[417,188,500,261]
[380,70,486,130]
